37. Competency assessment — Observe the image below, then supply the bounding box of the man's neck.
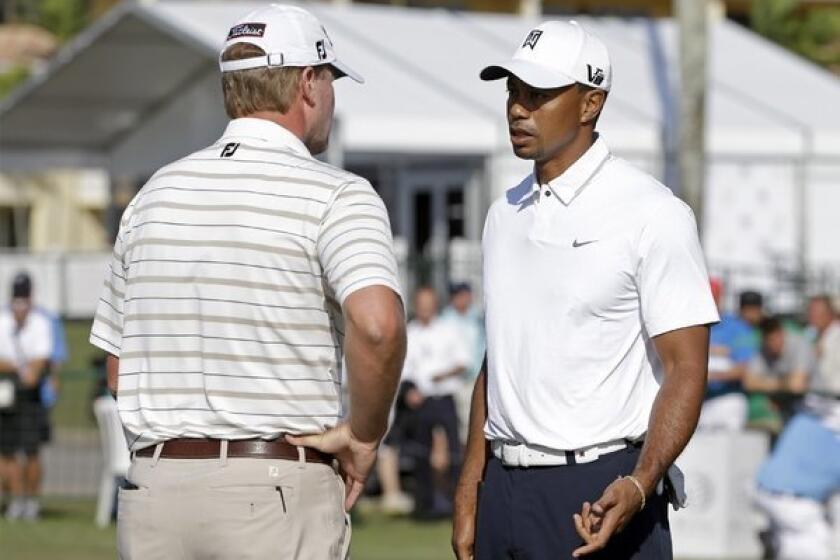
[535,129,596,185]
[247,110,306,144]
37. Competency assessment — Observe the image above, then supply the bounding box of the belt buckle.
[502,442,522,467]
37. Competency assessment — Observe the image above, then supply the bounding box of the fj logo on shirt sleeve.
[220,143,240,158]
[522,30,543,49]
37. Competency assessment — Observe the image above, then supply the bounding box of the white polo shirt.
[483,137,719,451]
[403,318,470,397]
[0,309,53,368]
[90,118,402,450]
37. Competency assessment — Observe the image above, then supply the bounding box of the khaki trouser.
[118,447,351,560]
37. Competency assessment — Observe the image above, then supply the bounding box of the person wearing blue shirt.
[697,284,761,431]
[440,282,485,381]
[34,307,66,409]
[441,282,486,443]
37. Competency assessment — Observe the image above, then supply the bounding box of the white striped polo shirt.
[89,118,402,450]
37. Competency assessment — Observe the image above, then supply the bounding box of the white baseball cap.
[480,21,611,91]
[219,4,363,83]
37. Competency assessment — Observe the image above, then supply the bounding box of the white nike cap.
[480,20,611,92]
[219,4,363,83]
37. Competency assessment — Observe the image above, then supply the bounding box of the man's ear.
[580,89,606,124]
[300,66,317,107]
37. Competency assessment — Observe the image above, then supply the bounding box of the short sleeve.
[89,224,129,357]
[636,197,720,338]
[317,180,402,305]
[51,315,68,363]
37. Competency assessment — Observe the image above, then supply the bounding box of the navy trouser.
[475,445,672,560]
[412,395,462,514]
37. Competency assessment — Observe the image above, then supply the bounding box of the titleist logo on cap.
[228,23,266,39]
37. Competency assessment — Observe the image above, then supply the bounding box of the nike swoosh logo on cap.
[572,239,598,248]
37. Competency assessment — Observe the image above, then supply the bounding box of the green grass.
[0,500,117,560]
[0,499,453,559]
[51,319,101,429]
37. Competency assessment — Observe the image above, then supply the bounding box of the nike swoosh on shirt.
[572,239,598,248]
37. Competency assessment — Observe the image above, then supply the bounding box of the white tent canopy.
[1,0,839,272]
[4,0,839,172]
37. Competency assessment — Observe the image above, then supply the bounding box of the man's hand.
[19,365,38,388]
[572,477,644,557]
[452,478,480,560]
[286,423,379,511]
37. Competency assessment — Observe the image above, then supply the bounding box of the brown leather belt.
[135,438,333,464]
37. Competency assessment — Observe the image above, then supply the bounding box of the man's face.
[11,297,31,325]
[414,289,438,325]
[740,305,763,327]
[305,67,336,155]
[808,299,834,332]
[451,290,472,314]
[763,330,784,357]
[506,76,586,163]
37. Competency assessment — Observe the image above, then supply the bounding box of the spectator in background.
[739,290,765,331]
[0,272,53,521]
[754,296,840,560]
[441,282,485,381]
[744,316,814,425]
[402,287,470,519]
[440,282,485,439]
[698,282,760,431]
[807,295,840,399]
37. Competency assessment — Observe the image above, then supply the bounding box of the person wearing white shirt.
[452,21,719,559]
[0,272,53,521]
[403,287,471,518]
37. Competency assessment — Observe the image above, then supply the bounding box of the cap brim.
[480,60,576,90]
[331,59,364,84]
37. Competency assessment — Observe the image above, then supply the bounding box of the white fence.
[1,245,839,318]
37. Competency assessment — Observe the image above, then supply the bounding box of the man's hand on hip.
[286,423,379,511]
[572,477,644,557]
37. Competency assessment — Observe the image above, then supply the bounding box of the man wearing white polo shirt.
[402,287,470,518]
[90,5,405,559]
[452,21,719,559]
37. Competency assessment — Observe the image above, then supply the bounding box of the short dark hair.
[11,271,31,299]
[759,316,783,337]
[449,282,472,296]
[739,290,763,309]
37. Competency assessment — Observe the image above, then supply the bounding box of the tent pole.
[676,0,708,232]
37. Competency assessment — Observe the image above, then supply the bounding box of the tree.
[0,0,91,99]
[751,0,840,72]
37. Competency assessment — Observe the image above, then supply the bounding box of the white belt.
[491,438,631,468]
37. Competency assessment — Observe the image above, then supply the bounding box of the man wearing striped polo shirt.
[90,6,405,559]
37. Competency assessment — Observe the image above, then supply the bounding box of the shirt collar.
[219,118,311,158]
[536,135,610,206]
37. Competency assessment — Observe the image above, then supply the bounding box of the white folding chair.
[92,396,131,528]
